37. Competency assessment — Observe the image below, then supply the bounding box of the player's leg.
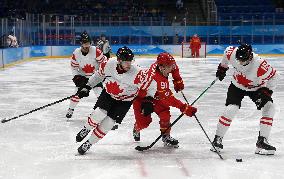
[196,48,200,57]
[78,96,132,155]
[211,83,244,152]
[66,87,80,118]
[76,89,111,143]
[156,105,179,148]
[250,92,276,155]
[132,98,152,141]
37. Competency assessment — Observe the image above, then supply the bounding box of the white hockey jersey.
[87,58,156,101]
[220,46,278,91]
[71,46,107,78]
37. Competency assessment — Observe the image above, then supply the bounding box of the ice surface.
[0,57,283,179]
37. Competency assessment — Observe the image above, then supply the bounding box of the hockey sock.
[85,108,107,130]
[216,105,239,137]
[160,121,171,135]
[260,102,275,138]
[89,116,115,144]
[69,95,80,109]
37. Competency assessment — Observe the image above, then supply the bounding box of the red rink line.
[137,159,148,177]
[176,158,191,177]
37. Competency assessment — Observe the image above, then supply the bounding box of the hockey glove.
[141,96,154,116]
[180,104,197,117]
[216,64,229,81]
[72,75,88,88]
[77,85,92,99]
[255,87,273,110]
[173,79,184,93]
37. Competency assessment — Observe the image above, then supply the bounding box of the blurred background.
[0,0,284,47]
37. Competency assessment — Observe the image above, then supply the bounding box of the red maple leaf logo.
[82,64,95,74]
[106,81,124,95]
[234,74,253,87]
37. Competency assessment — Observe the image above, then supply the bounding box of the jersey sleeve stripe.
[263,69,276,81]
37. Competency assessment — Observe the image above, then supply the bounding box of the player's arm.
[76,60,107,99]
[255,60,280,109]
[259,61,279,91]
[71,54,79,76]
[70,54,88,87]
[140,80,156,116]
[216,46,232,81]
[95,48,108,63]
[87,59,107,88]
[171,61,184,92]
[160,95,197,117]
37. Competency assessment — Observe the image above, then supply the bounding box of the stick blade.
[135,145,151,151]
[1,118,8,123]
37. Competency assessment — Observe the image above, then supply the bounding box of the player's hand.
[77,85,92,99]
[173,79,184,93]
[255,87,273,110]
[141,96,154,116]
[216,64,229,81]
[180,104,197,117]
[72,75,88,87]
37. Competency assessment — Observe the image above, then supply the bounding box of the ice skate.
[77,140,92,155]
[210,135,223,153]
[255,136,276,155]
[133,128,140,142]
[76,127,91,142]
[162,135,179,148]
[66,108,74,118]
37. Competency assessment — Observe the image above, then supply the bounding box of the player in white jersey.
[66,32,106,119]
[211,44,279,155]
[74,46,156,155]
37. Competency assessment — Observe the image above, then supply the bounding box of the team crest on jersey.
[82,64,95,74]
[106,81,124,95]
[234,73,253,87]
[226,46,235,60]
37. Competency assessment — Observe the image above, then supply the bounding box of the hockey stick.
[181,91,224,160]
[135,78,218,151]
[1,95,74,123]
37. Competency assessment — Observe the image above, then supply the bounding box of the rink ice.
[0,57,284,179]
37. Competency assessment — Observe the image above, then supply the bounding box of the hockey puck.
[236,158,243,162]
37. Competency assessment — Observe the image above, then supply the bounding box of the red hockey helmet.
[156,52,175,66]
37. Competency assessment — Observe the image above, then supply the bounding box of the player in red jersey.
[132,52,197,148]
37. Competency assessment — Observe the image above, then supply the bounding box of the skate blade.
[163,143,179,148]
[255,148,275,155]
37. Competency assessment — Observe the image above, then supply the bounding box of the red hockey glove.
[255,87,273,110]
[141,96,154,116]
[173,79,184,93]
[72,75,88,87]
[216,64,229,81]
[180,104,197,117]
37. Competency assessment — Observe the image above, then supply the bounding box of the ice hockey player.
[211,43,279,155]
[66,31,106,119]
[96,34,111,58]
[189,34,201,58]
[132,52,198,148]
[75,46,156,155]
